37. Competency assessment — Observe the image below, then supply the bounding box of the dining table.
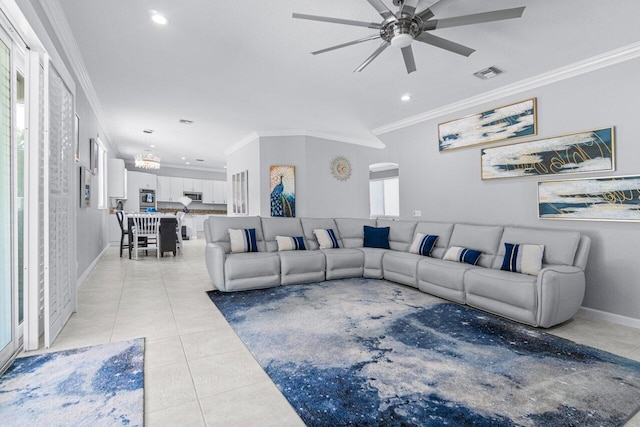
[126,213,178,259]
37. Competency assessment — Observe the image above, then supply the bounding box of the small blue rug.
[0,339,144,427]
[208,278,640,427]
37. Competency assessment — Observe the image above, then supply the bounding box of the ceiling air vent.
[195,159,204,162]
[473,66,504,80]
[179,119,194,124]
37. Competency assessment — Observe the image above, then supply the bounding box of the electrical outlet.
[412,210,422,217]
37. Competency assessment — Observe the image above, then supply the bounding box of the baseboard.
[76,243,110,290]
[578,307,640,329]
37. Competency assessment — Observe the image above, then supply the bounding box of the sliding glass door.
[0,35,15,371]
[0,24,28,372]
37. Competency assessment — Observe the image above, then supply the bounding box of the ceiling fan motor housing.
[382,19,421,48]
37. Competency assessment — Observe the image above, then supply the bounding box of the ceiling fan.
[292,0,525,74]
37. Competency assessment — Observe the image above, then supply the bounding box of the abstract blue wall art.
[482,127,614,180]
[539,174,640,222]
[439,98,537,151]
[270,165,295,217]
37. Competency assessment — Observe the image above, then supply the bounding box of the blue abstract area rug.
[0,339,144,427]
[207,278,640,427]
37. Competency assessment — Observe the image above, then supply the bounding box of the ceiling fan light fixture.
[391,33,413,48]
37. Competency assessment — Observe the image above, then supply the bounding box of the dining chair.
[131,214,161,260]
[175,211,185,253]
[115,210,130,258]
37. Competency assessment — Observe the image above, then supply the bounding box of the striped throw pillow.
[409,233,438,256]
[443,246,482,265]
[313,229,340,249]
[276,236,307,251]
[228,228,258,253]
[501,243,544,276]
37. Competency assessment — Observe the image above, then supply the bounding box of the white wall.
[226,138,261,216]
[377,58,640,320]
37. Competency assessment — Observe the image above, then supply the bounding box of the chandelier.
[135,152,161,169]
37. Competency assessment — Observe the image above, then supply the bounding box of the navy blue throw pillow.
[363,226,391,249]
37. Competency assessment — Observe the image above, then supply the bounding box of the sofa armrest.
[205,243,226,291]
[536,266,585,328]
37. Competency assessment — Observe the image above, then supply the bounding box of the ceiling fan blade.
[416,0,448,22]
[365,0,396,21]
[312,34,382,55]
[415,32,475,57]
[401,46,417,74]
[399,0,420,17]
[426,7,526,30]
[292,13,382,29]
[354,42,390,72]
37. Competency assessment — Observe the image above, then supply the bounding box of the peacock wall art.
[270,165,296,217]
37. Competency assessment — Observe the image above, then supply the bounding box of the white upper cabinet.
[171,177,184,201]
[202,180,215,204]
[157,176,172,201]
[213,181,227,204]
[183,178,203,193]
[131,171,156,190]
[107,158,126,198]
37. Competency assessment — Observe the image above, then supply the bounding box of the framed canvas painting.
[481,127,614,180]
[538,174,640,222]
[439,98,537,151]
[270,165,295,217]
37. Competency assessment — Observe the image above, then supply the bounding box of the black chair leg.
[120,233,124,257]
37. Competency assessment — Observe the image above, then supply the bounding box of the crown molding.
[224,131,260,156]
[123,159,226,174]
[38,0,119,156]
[372,41,640,136]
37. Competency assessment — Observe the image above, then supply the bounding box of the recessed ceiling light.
[223,165,227,169]
[150,10,168,25]
[401,94,412,102]
[181,156,186,160]
[150,144,156,148]
[185,162,190,165]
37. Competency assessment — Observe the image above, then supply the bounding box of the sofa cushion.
[335,218,376,248]
[228,228,258,253]
[414,222,454,259]
[409,234,438,256]
[500,243,544,276]
[449,224,503,268]
[491,227,581,268]
[383,251,423,287]
[300,218,342,250]
[225,252,280,281]
[322,248,364,280]
[358,247,388,279]
[377,219,418,252]
[443,246,482,265]
[204,216,266,253]
[278,250,326,284]
[465,268,538,312]
[314,229,341,249]
[261,217,305,252]
[417,257,478,296]
[363,226,391,249]
[276,236,306,251]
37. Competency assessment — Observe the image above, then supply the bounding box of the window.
[369,163,400,218]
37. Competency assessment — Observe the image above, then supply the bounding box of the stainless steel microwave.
[183,192,202,201]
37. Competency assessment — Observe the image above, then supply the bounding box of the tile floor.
[21,238,640,426]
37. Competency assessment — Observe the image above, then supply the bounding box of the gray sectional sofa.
[203,216,591,328]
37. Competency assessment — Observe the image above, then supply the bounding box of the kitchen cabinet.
[202,180,215,204]
[124,171,157,211]
[183,178,202,193]
[213,180,227,204]
[107,159,127,198]
[170,177,184,201]
[157,176,172,201]
[133,171,157,190]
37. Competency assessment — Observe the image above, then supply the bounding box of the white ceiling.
[56,0,640,171]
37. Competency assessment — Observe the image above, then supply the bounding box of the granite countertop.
[156,208,227,215]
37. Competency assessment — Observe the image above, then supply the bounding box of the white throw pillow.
[313,229,340,249]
